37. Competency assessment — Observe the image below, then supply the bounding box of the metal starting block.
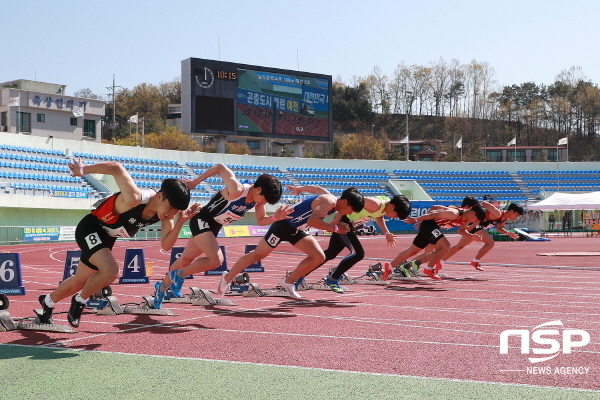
[241,283,296,298]
[0,309,76,333]
[387,272,424,281]
[227,273,303,298]
[87,294,178,316]
[162,287,236,306]
[228,273,252,295]
[326,262,391,286]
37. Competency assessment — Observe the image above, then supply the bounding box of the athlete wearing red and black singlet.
[76,192,159,270]
[468,209,505,233]
[412,209,465,249]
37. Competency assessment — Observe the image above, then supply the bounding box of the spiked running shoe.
[278,279,302,299]
[408,260,420,277]
[169,270,184,297]
[394,262,412,278]
[434,261,443,274]
[325,276,344,293]
[423,268,441,280]
[217,272,229,295]
[37,295,54,324]
[471,261,484,271]
[67,295,86,327]
[153,281,166,309]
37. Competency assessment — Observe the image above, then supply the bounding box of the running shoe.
[434,261,443,273]
[325,276,344,293]
[408,260,420,277]
[423,268,442,280]
[394,262,412,278]
[217,272,229,295]
[169,270,184,297]
[153,281,166,309]
[67,295,86,327]
[278,279,302,299]
[37,295,54,324]
[471,261,484,271]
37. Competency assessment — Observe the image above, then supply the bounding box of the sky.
[4,0,600,99]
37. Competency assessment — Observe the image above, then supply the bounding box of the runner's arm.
[286,185,331,196]
[306,196,350,234]
[159,203,202,250]
[69,159,140,209]
[254,203,293,226]
[404,209,455,224]
[184,163,243,199]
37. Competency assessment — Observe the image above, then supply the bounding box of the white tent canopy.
[528,191,600,210]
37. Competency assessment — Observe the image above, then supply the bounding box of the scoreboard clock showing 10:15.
[216,70,236,80]
[196,67,237,88]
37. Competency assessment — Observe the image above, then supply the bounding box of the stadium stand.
[393,169,528,202]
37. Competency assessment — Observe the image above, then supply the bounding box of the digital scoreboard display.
[182,58,332,142]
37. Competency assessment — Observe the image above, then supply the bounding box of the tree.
[111,126,201,151]
[73,88,103,100]
[225,141,251,155]
[332,81,374,128]
[335,132,387,160]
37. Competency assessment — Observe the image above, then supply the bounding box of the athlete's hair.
[461,196,479,208]
[507,203,524,215]
[389,195,411,219]
[254,174,282,205]
[159,179,191,210]
[340,187,365,213]
[469,204,487,222]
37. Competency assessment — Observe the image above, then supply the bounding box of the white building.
[0,80,105,143]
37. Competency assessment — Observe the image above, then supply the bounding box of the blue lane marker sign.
[0,252,26,295]
[62,250,82,282]
[243,244,264,272]
[119,248,150,284]
[170,246,194,279]
[205,246,228,275]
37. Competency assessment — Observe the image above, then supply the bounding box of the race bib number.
[196,219,209,231]
[102,226,131,238]
[266,233,281,247]
[214,210,242,226]
[85,232,102,249]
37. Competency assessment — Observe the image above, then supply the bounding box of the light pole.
[405,91,413,161]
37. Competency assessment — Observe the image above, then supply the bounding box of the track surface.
[1,234,599,393]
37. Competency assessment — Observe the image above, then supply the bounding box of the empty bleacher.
[289,166,391,197]
[0,144,94,198]
[518,170,600,194]
[393,169,527,202]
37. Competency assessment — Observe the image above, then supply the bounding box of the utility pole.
[106,74,123,140]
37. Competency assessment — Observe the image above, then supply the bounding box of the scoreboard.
[182,58,332,142]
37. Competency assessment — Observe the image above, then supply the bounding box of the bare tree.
[430,57,451,116]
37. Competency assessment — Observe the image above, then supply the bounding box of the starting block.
[227,273,251,295]
[241,282,297,298]
[386,262,427,281]
[226,273,302,298]
[0,294,75,333]
[337,262,391,285]
[85,286,177,316]
[162,287,236,306]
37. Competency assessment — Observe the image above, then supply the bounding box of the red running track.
[1,234,599,390]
